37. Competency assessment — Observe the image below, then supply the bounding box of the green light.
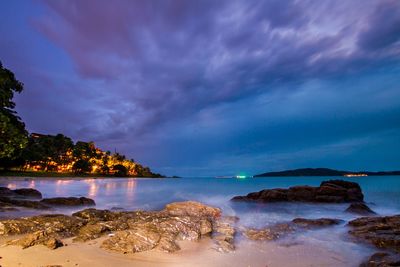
[236,175,246,179]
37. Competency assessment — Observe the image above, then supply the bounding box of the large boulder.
[40,197,95,206]
[231,179,364,203]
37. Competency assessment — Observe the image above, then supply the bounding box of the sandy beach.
[0,234,363,267]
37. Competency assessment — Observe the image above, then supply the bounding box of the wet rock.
[360,252,400,267]
[0,187,14,196]
[99,202,220,254]
[243,223,294,241]
[0,201,19,212]
[73,223,109,242]
[0,214,85,236]
[156,232,180,253]
[0,187,42,199]
[101,226,161,253]
[165,201,221,218]
[348,215,400,253]
[8,230,63,249]
[13,188,42,199]
[346,203,376,215]
[212,216,238,252]
[292,218,343,228]
[41,197,95,206]
[231,179,364,203]
[287,186,317,202]
[243,217,342,241]
[72,208,119,221]
[1,201,230,254]
[0,197,50,209]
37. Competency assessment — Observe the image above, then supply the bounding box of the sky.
[1,0,400,177]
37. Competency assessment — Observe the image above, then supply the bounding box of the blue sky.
[1,0,400,176]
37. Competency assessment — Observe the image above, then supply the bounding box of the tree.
[72,159,92,174]
[113,164,128,177]
[73,141,97,160]
[0,61,28,163]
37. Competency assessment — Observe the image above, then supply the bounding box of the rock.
[0,214,85,236]
[243,217,342,241]
[73,223,109,242]
[0,187,42,199]
[165,201,221,218]
[212,216,238,252]
[287,186,317,202]
[346,203,376,215]
[348,215,400,253]
[0,201,19,212]
[292,218,343,228]
[157,232,180,253]
[41,197,95,206]
[72,208,119,221]
[8,230,63,249]
[13,188,42,199]
[0,197,50,209]
[243,223,294,241]
[1,201,231,254]
[0,187,14,196]
[101,226,161,253]
[360,252,400,267]
[231,179,364,203]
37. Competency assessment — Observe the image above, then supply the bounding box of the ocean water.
[1,176,399,265]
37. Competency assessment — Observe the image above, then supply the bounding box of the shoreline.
[0,178,398,267]
[0,176,170,181]
[0,235,365,267]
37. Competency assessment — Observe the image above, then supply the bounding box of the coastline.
[0,235,363,267]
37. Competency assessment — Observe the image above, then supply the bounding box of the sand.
[0,235,360,267]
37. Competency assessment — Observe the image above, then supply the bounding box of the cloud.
[357,0,400,51]
[1,0,399,175]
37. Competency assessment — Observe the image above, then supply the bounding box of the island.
[254,168,400,177]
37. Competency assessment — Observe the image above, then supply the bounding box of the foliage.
[72,159,92,174]
[73,141,97,160]
[5,132,163,177]
[113,164,128,177]
[0,61,28,161]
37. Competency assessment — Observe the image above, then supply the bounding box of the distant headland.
[254,168,400,177]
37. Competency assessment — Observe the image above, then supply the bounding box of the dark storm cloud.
[1,0,400,175]
[357,0,400,51]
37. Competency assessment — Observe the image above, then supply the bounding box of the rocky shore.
[0,180,399,266]
[0,186,95,211]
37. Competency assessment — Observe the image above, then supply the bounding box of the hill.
[254,168,400,177]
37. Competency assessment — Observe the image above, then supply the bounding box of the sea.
[1,176,399,265]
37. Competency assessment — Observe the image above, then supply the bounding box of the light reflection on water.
[0,176,399,266]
